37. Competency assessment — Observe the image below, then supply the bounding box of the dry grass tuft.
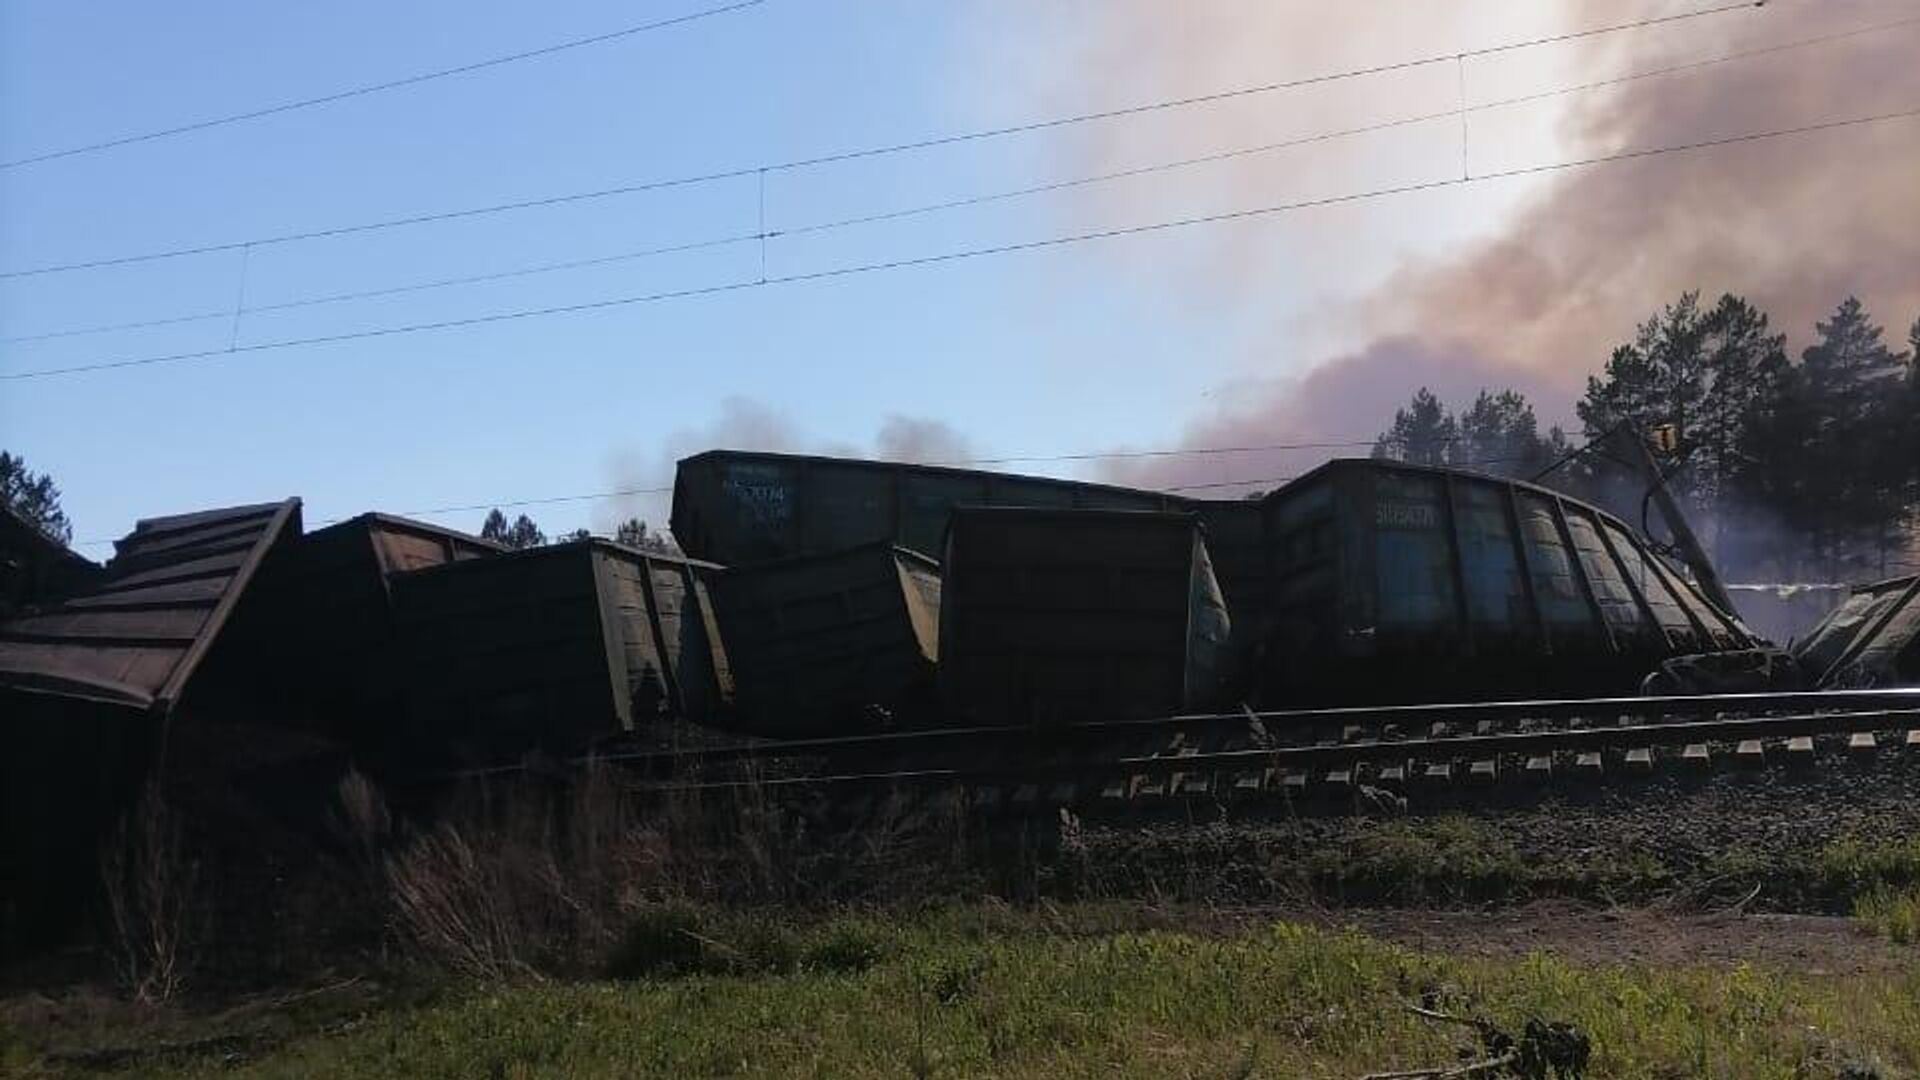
[97,783,200,1005]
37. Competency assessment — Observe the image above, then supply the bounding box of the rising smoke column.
[1043,0,1920,491]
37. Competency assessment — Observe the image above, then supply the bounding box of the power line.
[10,103,1915,383]
[11,10,1902,347]
[0,233,762,344]
[61,433,1504,545]
[0,0,768,171]
[1160,449,1553,492]
[0,0,1769,280]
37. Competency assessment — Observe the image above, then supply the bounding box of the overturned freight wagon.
[939,507,1232,725]
[710,543,942,736]
[0,503,101,617]
[0,499,303,950]
[669,449,1270,621]
[255,513,503,743]
[1256,460,1754,704]
[387,538,731,765]
[671,449,1185,564]
[1793,574,1920,688]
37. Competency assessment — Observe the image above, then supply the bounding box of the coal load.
[939,507,1232,725]
[709,543,941,736]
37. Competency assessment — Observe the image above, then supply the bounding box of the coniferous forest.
[1374,293,1920,585]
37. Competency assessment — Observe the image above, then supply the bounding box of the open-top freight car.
[1257,459,1755,704]
[1794,574,1920,688]
[710,543,942,737]
[255,513,504,742]
[669,449,1270,622]
[0,504,101,617]
[939,507,1232,725]
[670,449,1183,563]
[386,538,732,765]
[0,500,304,951]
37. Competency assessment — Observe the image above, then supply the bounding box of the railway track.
[595,689,1920,815]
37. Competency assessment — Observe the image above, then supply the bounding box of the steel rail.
[623,705,1920,797]
[560,688,1920,775]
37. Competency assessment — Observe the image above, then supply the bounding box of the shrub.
[1854,887,1920,945]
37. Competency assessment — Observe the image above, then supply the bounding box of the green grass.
[1856,888,1920,945]
[1271,817,1920,912]
[10,907,1917,1080]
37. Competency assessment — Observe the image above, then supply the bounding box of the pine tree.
[614,517,675,554]
[506,515,545,550]
[1797,297,1910,572]
[1693,295,1789,510]
[480,509,511,546]
[480,509,546,550]
[1371,388,1457,465]
[1456,389,1551,477]
[0,451,73,545]
[1576,292,1710,503]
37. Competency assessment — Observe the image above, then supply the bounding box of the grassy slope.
[16,908,1917,1080]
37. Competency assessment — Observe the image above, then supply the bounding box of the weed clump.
[1853,887,1920,944]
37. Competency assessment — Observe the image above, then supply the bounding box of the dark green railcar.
[670,450,1182,565]
[939,507,1232,725]
[388,539,731,764]
[710,543,941,736]
[1258,460,1753,704]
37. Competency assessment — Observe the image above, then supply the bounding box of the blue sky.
[7,0,1907,554]
[3,0,1285,550]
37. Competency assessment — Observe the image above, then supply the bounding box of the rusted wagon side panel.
[710,544,938,737]
[389,540,730,764]
[1256,460,1751,704]
[0,499,301,710]
[939,508,1231,725]
[670,449,1183,565]
[1797,575,1920,688]
[594,547,734,725]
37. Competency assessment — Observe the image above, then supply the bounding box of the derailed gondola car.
[387,539,731,765]
[710,543,941,736]
[669,449,1272,627]
[254,513,504,742]
[0,499,302,950]
[0,504,101,617]
[939,507,1232,725]
[670,449,1183,564]
[1794,574,1920,688]
[1256,460,1755,704]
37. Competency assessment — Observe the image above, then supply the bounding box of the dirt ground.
[1329,901,1911,975]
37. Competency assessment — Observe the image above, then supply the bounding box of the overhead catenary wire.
[7,7,1907,347]
[59,435,1532,546]
[0,0,769,171]
[0,0,1774,280]
[10,103,1917,383]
